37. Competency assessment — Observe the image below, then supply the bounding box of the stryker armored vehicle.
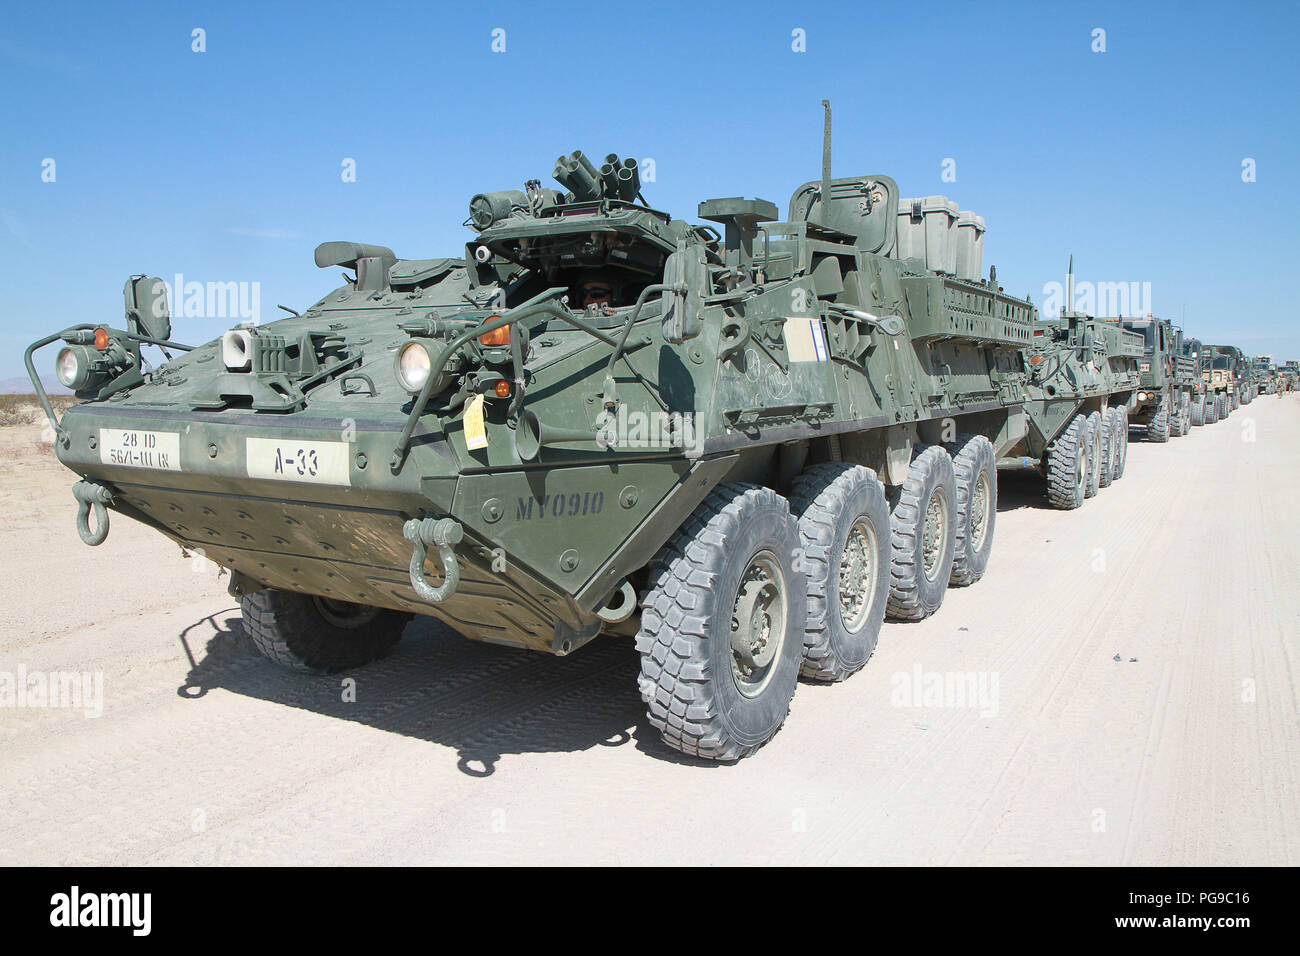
[997,260,1142,509]
[27,104,1040,761]
[1118,316,1198,440]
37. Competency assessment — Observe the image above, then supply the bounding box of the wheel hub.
[838,519,877,633]
[922,489,949,581]
[730,551,787,697]
[312,596,380,630]
[970,472,990,551]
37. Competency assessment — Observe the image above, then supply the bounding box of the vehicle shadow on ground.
[996,469,1056,512]
[176,610,712,775]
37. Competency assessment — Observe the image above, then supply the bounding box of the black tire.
[1206,397,1219,424]
[1170,393,1187,437]
[1084,411,1103,497]
[945,434,997,587]
[886,445,957,620]
[1099,408,1119,488]
[1046,413,1088,510]
[1113,406,1129,480]
[1147,399,1170,442]
[1190,397,1205,427]
[635,483,806,760]
[789,463,891,682]
[240,589,411,673]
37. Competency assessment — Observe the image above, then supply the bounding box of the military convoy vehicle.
[27,105,1048,760]
[1180,336,1212,426]
[1119,316,1198,441]
[1249,355,1276,397]
[997,262,1142,509]
[1201,345,1246,420]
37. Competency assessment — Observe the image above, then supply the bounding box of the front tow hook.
[73,480,114,546]
[403,517,463,604]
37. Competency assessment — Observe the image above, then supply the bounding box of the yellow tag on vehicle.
[464,394,488,450]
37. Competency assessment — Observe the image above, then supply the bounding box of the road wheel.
[886,445,957,621]
[1084,411,1104,497]
[635,483,805,760]
[1113,406,1130,480]
[789,463,891,683]
[1147,399,1170,442]
[945,434,997,587]
[1046,413,1088,509]
[1190,397,1205,427]
[1099,408,1119,488]
[1170,393,1187,437]
[240,589,411,673]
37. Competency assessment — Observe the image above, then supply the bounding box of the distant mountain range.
[0,376,72,395]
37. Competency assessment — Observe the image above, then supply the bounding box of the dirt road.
[2,397,1297,865]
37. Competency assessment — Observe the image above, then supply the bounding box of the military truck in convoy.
[1181,335,1213,425]
[1250,355,1276,397]
[27,105,1044,760]
[1202,345,1246,419]
[997,263,1143,509]
[1119,316,1198,440]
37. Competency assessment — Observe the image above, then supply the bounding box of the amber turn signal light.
[93,328,110,350]
[479,319,510,348]
[492,379,511,398]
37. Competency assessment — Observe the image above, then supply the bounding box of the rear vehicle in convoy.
[28,107,1046,760]
[1119,316,1197,441]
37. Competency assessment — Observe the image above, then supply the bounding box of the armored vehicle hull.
[32,112,1042,760]
[999,306,1143,508]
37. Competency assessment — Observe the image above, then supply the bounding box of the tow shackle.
[403,516,463,604]
[73,480,114,547]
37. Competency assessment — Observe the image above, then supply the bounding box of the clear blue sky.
[3,0,1299,379]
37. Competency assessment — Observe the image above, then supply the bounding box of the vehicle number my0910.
[99,429,181,471]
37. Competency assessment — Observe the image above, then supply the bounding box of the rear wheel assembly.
[945,434,997,587]
[886,445,957,621]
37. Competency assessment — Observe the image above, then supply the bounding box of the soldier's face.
[582,282,613,306]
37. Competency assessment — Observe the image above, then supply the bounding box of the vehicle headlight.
[56,347,82,388]
[56,345,105,391]
[395,341,433,393]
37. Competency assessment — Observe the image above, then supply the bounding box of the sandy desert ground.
[0,397,1297,865]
